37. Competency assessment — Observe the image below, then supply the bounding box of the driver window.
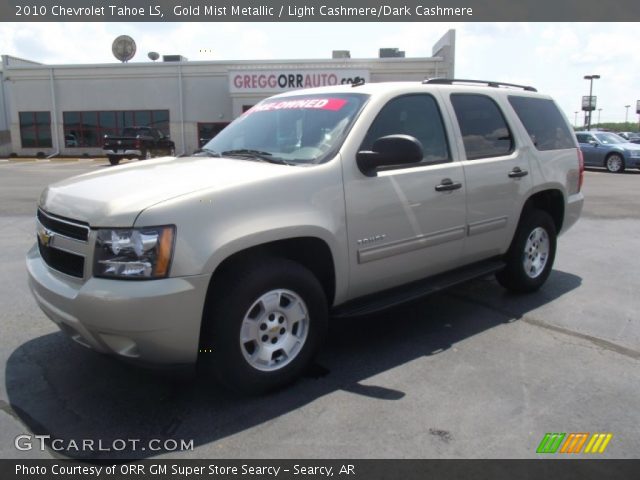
[361,94,451,166]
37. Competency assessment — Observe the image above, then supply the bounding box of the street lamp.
[574,111,578,127]
[597,108,602,126]
[584,74,600,131]
[625,104,630,123]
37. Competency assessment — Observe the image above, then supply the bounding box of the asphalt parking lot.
[0,158,638,459]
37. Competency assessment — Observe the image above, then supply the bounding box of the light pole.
[625,105,630,124]
[574,111,578,127]
[584,74,600,131]
[597,108,602,126]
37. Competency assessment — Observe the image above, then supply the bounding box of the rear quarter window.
[508,96,575,151]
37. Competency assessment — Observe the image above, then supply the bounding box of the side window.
[361,94,450,166]
[450,94,514,160]
[508,96,575,151]
[576,134,589,143]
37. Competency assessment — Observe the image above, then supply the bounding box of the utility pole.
[584,74,600,131]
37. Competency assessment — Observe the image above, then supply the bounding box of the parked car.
[617,131,640,144]
[28,80,583,393]
[64,134,78,147]
[103,126,175,166]
[576,131,640,173]
[630,135,640,144]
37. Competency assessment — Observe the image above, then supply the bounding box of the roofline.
[1,56,446,71]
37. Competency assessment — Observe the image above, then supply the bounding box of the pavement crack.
[520,316,640,361]
[446,291,640,361]
[20,347,84,424]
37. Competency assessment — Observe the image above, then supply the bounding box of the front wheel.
[200,258,327,394]
[605,153,625,173]
[107,155,120,166]
[496,209,557,293]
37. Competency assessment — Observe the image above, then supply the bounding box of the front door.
[343,93,467,299]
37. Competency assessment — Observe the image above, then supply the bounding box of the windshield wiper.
[194,148,221,157]
[221,149,293,165]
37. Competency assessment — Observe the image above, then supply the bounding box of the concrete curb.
[0,157,108,163]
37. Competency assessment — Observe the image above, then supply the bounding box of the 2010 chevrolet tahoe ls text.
[27,80,584,393]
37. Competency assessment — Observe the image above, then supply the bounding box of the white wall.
[2,46,454,156]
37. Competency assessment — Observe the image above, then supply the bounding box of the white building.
[0,30,455,157]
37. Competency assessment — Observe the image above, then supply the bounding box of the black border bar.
[3,460,640,480]
[2,0,640,22]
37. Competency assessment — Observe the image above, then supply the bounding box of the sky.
[1,22,639,124]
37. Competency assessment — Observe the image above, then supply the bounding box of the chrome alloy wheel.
[606,154,623,173]
[239,289,309,371]
[523,227,550,279]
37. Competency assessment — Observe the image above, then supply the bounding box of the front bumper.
[26,244,210,365]
[625,155,640,168]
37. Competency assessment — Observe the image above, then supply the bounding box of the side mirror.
[356,134,423,176]
[588,139,597,146]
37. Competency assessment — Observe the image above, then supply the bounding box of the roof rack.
[423,78,537,92]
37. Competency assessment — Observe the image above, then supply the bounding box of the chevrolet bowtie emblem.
[38,226,55,247]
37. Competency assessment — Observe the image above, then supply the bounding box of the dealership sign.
[581,95,596,111]
[229,69,370,93]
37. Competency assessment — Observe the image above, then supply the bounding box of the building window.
[62,110,170,147]
[19,112,52,148]
[197,122,229,147]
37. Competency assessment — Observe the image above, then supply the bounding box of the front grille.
[38,240,84,278]
[36,208,89,278]
[37,209,89,242]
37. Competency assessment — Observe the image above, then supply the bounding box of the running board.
[331,258,505,319]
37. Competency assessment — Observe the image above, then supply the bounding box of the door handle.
[435,179,463,192]
[508,167,529,178]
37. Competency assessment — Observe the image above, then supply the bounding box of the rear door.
[446,93,533,262]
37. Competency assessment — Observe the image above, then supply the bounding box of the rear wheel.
[107,155,120,166]
[496,209,557,293]
[605,153,625,173]
[200,258,327,394]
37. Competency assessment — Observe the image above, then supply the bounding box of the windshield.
[594,132,625,144]
[202,93,368,164]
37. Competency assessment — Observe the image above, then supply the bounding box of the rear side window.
[361,94,450,166]
[450,94,514,160]
[576,133,594,143]
[508,96,575,151]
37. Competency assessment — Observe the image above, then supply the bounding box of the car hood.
[39,156,293,226]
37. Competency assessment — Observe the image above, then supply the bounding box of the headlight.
[94,226,175,279]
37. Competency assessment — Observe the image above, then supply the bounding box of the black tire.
[496,209,557,293]
[140,149,152,160]
[107,155,120,166]
[605,153,625,173]
[200,257,328,394]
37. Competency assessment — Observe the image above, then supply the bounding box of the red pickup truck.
[103,126,175,165]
